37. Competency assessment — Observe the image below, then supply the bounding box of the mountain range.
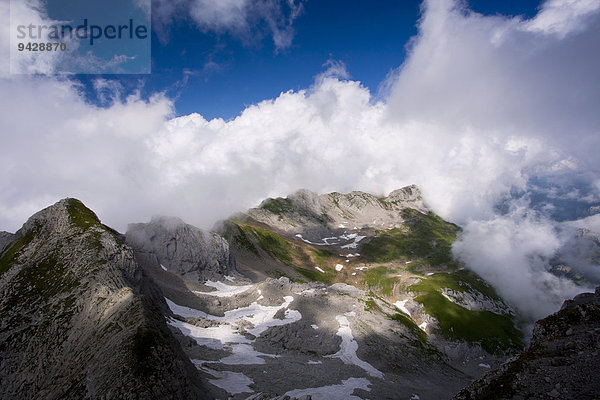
[0,186,597,399]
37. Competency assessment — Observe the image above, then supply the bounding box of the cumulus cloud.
[523,0,600,37]
[453,205,586,318]
[1,0,600,320]
[152,0,304,50]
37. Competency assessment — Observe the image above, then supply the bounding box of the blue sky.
[79,0,543,119]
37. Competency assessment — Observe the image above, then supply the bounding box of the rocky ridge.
[246,184,427,238]
[0,199,206,400]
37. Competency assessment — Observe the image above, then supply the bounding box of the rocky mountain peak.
[150,215,187,230]
[126,216,237,282]
[386,184,423,204]
[287,188,323,210]
[18,197,100,237]
[0,198,108,278]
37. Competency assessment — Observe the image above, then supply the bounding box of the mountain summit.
[0,199,205,399]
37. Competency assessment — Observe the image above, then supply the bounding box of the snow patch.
[307,360,322,365]
[335,264,344,271]
[219,344,278,365]
[340,234,366,249]
[285,377,372,400]
[296,288,316,295]
[326,315,384,379]
[419,322,428,331]
[311,324,319,330]
[478,363,491,369]
[296,234,341,246]
[160,264,168,271]
[394,300,411,317]
[167,318,250,350]
[193,281,253,297]
[296,233,365,249]
[196,364,254,395]
[315,267,325,273]
[166,295,301,340]
[167,295,301,373]
[224,275,236,282]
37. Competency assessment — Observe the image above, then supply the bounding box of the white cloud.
[315,59,351,83]
[152,0,304,50]
[523,0,600,37]
[7,0,65,75]
[453,206,587,319]
[1,0,600,319]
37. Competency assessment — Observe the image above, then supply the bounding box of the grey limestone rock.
[126,215,237,282]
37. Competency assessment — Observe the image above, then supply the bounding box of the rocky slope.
[454,287,600,400]
[163,276,471,399]
[0,199,206,400]
[218,186,524,364]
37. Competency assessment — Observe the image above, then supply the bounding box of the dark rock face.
[0,199,206,400]
[126,216,237,282]
[454,287,600,400]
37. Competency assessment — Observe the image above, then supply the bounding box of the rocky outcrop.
[126,216,237,282]
[453,287,600,400]
[0,199,206,400]
[386,184,423,204]
[0,231,13,254]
